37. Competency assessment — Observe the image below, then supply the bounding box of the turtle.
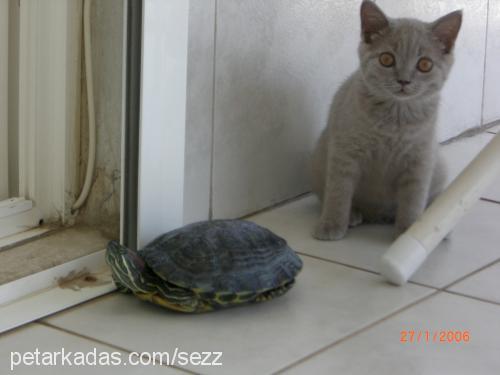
[105,219,303,313]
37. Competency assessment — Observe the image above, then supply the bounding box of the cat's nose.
[397,79,411,86]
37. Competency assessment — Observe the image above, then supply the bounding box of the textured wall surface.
[78,0,124,238]
[185,0,496,221]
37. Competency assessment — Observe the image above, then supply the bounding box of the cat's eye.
[379,52,395,67]
[417,57,433,73]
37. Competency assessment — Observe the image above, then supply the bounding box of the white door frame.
[0,0,190,333]
[137,0,189,248]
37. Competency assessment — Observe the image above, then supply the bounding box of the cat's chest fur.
[352,99,437,169]
[350,97,438,207]
[355,129,421,195]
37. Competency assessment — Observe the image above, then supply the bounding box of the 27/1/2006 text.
[400,330,470,344]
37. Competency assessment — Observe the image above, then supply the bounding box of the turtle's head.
[105,241,151,293]
[106,240,133,267]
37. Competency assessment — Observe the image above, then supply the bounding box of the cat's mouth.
[393,87,415,99]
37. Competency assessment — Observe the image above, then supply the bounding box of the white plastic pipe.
[380,132,500,285]
[72,0,96,211]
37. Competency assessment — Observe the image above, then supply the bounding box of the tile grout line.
[242,192,312,220]
[272,290,441,375]
[404,280,439,290]
[439,257,500,291]
[39,291,118,322]
[36,321,197,375]
[296,252,378,275]
[480,197,500,205]
[432,250,500,307]
[295,252,440,290]
[443,289,500,308]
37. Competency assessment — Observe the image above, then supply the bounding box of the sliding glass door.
[0,0,191,332]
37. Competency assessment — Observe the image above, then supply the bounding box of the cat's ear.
[360,0,389,43]
[431,10,463,54]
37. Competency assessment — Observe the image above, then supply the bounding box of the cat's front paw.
[313,221,347,241]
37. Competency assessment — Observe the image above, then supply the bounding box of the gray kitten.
[312,0,462,240]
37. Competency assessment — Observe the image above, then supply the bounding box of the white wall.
[184,0,216,223]
[483,0,500,124]
[184,0,499,221]
[0,0,9,201]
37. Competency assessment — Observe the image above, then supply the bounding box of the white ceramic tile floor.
[40,256,431,375]
[1,133,499,374]
[0,323,183,374]
[285,293,500,375]
[448,261,500,304]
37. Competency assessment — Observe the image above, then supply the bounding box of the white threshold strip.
[0,250,116,333]
[0,227,52,250]
[0,198,42,239]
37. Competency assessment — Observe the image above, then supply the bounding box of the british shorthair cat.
[312,0,462,240]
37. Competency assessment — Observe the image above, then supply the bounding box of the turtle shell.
[139,220,302,295]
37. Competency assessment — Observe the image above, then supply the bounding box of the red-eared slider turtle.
[105,220,303,313]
